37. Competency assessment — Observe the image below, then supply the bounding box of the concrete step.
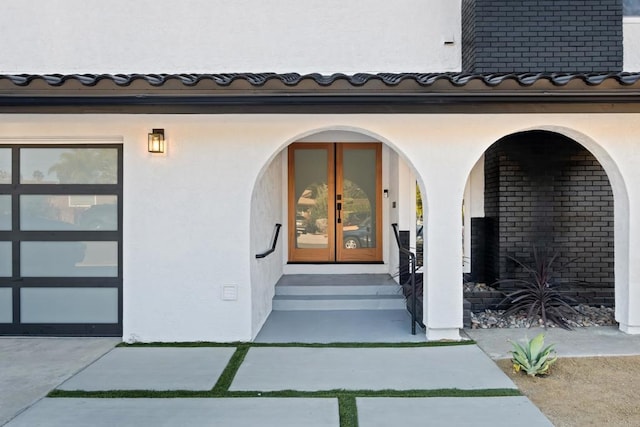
[272,294,406,311]
[276,284,401,296]
[273,274,405,311]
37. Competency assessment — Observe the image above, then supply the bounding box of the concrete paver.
[465,325,640,359]
[0,337,118,426]
[230,345,515,391]
[58,347,235,391]
[4,398,340,427]
[357,397,553,427]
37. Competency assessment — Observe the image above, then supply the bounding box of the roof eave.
[1,72,640,113]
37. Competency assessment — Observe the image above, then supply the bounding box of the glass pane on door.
[342,148,377,250]
[294,149,329,249]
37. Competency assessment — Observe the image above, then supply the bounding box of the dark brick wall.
[469,217,487,283]
[461,0,477,72]
[483,131,614,306]
[464,290,504,312]
[462,0,623,73]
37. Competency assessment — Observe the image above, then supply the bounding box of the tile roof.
[2,72,640,88]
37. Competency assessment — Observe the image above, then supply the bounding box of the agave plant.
[510,333,557,376]
[497,246,578,330]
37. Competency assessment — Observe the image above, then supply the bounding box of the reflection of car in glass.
[343,217,373,249]
[78,204,117,230]
[296,214,306,235]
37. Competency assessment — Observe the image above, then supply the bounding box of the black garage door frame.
[0,143,122,336]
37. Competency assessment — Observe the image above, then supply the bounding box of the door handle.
[337,202,342,224]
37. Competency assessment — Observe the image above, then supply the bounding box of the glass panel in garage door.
[20,195,118,231]
[0,196,10,230]
[20,148,117,184]
[0,242,11,276]
[21,241,118,277]
[0,148,10,184]
[0,288,11,323]
[21,288,118,323]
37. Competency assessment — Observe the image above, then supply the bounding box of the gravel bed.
[465,281,616,329]
[464,282,497,292]
[470,304,617,329]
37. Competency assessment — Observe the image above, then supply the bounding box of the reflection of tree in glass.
[32,170,44,182]
[307,183,328,233]
[344,180,370,225]
[0,170,9,183]
[416,184,423,223]
[48,149,117,184]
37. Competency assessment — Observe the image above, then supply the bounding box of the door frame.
[287,142,382,263]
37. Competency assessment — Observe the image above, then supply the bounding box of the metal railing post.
[392,223,418,335]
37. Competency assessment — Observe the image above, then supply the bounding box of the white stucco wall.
[1,112,638,340]
[0,0,461,74]
[624,18,640,70]
[250,152,284,339]
[387,149,401,278]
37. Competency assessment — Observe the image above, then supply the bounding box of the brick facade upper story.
[462,0,623,72]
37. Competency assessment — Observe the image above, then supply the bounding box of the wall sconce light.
[148,129,165,153]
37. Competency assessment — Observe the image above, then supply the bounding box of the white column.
[421,170,465,341]
[618,200,640,334]
[605,153,639,334]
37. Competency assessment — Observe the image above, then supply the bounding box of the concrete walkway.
[465,325,640,359]
[5,325,640,425]
[5,343,552,427]
[0,337,119,426]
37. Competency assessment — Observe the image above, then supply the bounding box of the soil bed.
[497,356,640,427]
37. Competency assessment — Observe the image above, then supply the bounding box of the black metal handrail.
[391,223,418,335]
[255,223,282,259]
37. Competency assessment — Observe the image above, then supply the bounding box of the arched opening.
[464,130,617,327]
[249,128,428,340]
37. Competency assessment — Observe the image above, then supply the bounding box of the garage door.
[0,144,122,336]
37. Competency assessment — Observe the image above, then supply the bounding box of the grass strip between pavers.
[117,340,476,348]
[211,345,250,393]
[48,388,521,399]
[338,395,358,427]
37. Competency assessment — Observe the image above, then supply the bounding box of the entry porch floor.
[255,309,426,343]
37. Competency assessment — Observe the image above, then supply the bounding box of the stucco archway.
[463,126,631,332]
[248,126,429,339]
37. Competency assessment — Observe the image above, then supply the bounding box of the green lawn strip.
[48,388,520,399]
[116,342,243,348]
[211,345,250,393]
[338,395,358,427]
[118,340,475,348]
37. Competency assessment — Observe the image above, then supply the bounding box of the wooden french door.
[288,142,382,263]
